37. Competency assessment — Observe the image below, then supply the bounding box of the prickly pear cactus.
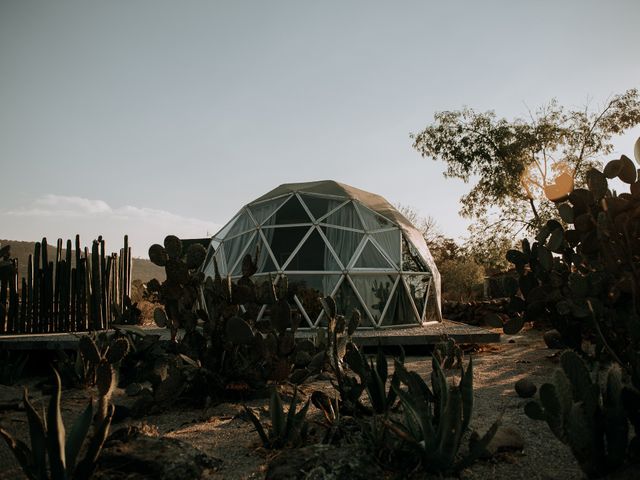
[503,144,640,380]
[524,350,635,478]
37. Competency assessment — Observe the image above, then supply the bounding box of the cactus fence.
[0,235,131,335]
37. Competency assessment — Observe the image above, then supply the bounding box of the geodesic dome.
[202,180,442,328]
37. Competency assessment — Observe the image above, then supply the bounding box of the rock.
[543,329,564,349]
[266,444,383,480]
[95,428,222,480]
[471,426,525,459]
[515,378,537,398]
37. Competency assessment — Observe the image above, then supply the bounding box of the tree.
[411,89,640,239]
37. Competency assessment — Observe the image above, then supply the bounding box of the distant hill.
[0,239,165,284]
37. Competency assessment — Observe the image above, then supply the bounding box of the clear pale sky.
[1,0,639,256]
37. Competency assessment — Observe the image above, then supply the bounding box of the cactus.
[0,368,114,480]
[76,333,130,386]
[388,342,498,474]
[502,142,640,384]
[244,387,310,449]
[524,350,633,478]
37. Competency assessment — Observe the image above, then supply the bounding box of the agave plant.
[389,353,498,473]
[244,387,310,449]
[0,369,114,480]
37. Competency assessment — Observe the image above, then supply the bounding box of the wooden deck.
[0,320,499,350]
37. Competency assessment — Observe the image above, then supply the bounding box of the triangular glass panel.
[230,231,278,276]
[320,226,363,270]
[287,274,342,325]
[284,229,339,271]
[380,278,420,326]
[299,194,344,222]
[263,226,311,268]
[223,232,256,275]
[371,230,401,267]
[203,244,226,277]
[272,195,312,224]
[353,239,395,269]
[214,213,241,241]
[255,233,278,274]
[225,211,256,238]
[355,203,394,231]
[401,235,427,272]
[333,278,373,327]
[247,197,287,226]
[349,274,397,326]
[404,274,430,323]
[322,202,363,230]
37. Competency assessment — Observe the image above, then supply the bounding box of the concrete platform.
[0,320,499,351]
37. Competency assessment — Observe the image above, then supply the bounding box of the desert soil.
[0,328,585,479]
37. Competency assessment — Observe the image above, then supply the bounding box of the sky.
[1,0,639,257]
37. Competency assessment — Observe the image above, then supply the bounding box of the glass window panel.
[380,279,419,326]
[317,277,373,327]
[299,194,344,222]
[266,226,311,268]
[424,277,441,322]
[321,226,364,268]
[214,213,240,241]
[349,275,396,325]
[272,195,312,224]
[334,279,373,327]
[404,274,430,322]
[230,232,277,276]
[247,197,287,226]
[222,232,255,274]
[286,274,342,324]
[355,203,394,231]
[323,202,363,230]
[285,229,340,271]
[225,211,256,238]
[371,230,401,267]
[402,235,427,272]
[354,240,394,269]
[208,244,227,276]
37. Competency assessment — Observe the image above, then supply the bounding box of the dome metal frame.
[202,182,442,329]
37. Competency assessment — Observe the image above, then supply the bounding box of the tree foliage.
[411,89,640,237]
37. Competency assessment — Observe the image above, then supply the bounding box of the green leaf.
[73,404,114,480]
[47,369,67,479]
[343,345,366,378]
[618,155,637,184]
[375,349,388,383]
[538,246,553,272]
[506,250,528,266]
[459,357,473,432]
[436,387,463,468]
[0,428,37,480]
[566,402,601,478]
[269,388,285,439]
[65,400,93,473]
[560,351,599,419]
[283,389,299,441]
[586,168,608,200]
[539,383,564,440]
[547,228,564,253]
[244,406,269,447]
[558,203,575,223]
[22,388,46,479]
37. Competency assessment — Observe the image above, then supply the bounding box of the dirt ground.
[0,328,586,479]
